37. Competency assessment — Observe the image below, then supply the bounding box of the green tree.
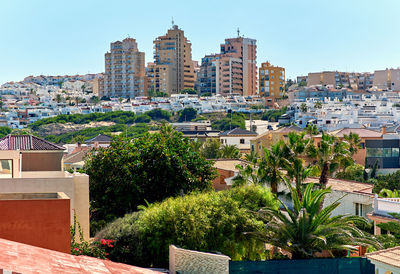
[257,183,380,259]
[343,132,362,156]
[336,164,365,182]
[259,141,287,193]
[96,185,279,267]
[212,112,245,131]
[220,144,240,159]
[56,94,62,103]
[180,88,197,94]
[0,127,12,138]
[308,132,351,187]
[90,96,100,105]
[146,109,171,121]
[314,101,322,109]
[201,138,221,159]
[85,125,216,227]
[178,107,197,122]
[379,189,400,198]
[300,103,308,113]
[73,135,86,144]
[305,124,319,137]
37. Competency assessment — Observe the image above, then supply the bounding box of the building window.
[0,160,12,178]
[240,139,245,144]
[355,203,365,217]
[360,143,365,149]
[251,144,254,152]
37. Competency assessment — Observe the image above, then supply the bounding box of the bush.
[145,109,171,121]
[96,185,278,267]
[178,107,197,122]
[212,112,245,131]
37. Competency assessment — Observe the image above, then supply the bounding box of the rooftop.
[320,127,382,138]
[220,127,257,136]
[0,135,65,151]
[85,134,112,143]
[213,159,248,172]
[367,246,400,269]
[0,237,160,274]
[304,177,373,194]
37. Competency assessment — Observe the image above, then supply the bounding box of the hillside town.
[2,2,400,273]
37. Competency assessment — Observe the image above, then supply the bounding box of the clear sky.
[1,0,399,84]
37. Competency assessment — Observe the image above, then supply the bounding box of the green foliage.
[372,170,400,193]
[200,138,221,159]
[96,185,279,267]
[336,164,365,182]
[212,112,245,131]
[199,139,240,159]
[44,125,122,144]
[0,126,12,138]
[379,189,400,198]
[70,214,109,259]
[29,111,138,130]
[135,114,151,123]
[261,107,287,122]
[146,109,171,121]
[85,124,216,229]
[256,183,380,259]
[180,88,197,94]
[178,107,197,122]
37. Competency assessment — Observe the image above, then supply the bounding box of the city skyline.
[1,0,400,85]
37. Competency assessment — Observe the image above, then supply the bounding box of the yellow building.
[259,62,285,104]
[250,125,302,156]
[150,24,195,95]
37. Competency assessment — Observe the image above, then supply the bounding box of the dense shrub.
[96,185,278,267]
[212,112,245,131]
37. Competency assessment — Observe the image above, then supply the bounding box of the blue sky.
[1,0,399,84]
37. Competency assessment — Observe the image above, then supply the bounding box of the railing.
[373,194,400,215]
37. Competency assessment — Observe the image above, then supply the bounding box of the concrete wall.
[323,190,373,217]
[0,172,90,240]
[213,168,234,191]
[0,192,70,253]
[169,245,230,274]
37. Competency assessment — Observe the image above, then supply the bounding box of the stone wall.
[169,245,230,274]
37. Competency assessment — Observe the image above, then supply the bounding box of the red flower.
[74,248,79,251]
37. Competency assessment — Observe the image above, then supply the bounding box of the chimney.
[381,126,386,135]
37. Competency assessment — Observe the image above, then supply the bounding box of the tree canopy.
[85,125,216,228]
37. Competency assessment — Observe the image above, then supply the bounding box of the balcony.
[368,194,400,235]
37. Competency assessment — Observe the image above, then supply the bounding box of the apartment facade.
[373,68,400,91]
[198,36,257,96]
[150,25,195,95]
[259,62,285,103]
[104,38,146,98]
[307,71,373,90]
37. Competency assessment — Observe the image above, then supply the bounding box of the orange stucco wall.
[213,168,234,191]
[0,198,70,253]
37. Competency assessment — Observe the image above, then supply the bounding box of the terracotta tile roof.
[304,177,373,194]
[315,128,382,138]
[367,246,400,268]
[220,128,258,136]
[64,150,89,164]
[213,159,248,172]
[0,238,160,274]
[0,135,65,151]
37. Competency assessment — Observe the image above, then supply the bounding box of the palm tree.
[56,94,62,103]
[300,103,308,113]
[343,132,361,156]
[256,183,380,259]
[233,162,264,187]
[245,150,258,164]
[258,141,287,193]
[282,132,313,199]
[305,124,318,137]
[220,144,240,159]
[308,132,350,187]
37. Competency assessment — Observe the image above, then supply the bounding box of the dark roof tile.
[0,135,65,151]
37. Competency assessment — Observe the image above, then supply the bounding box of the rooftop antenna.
[237,27,240,37]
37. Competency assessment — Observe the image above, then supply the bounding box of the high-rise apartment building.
[149,25,195,95]
[259,62,285,99]
[104,38,145,98]
[198,35,257,96]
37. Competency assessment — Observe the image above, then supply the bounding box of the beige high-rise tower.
[104,38,145,98]
[150,24,195,95]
